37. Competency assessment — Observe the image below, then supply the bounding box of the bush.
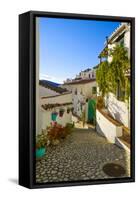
[96,96,104,109]
[47,122,74,143]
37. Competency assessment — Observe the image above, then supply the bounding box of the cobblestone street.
[36,128,130,183]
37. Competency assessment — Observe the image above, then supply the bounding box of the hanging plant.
[51,111,58,121]
[67,108,71,114]
[59,108,65,117]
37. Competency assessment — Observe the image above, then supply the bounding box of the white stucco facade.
[41,106,72,131]
[78,69,96,79]
[107,23,131,63]
[96,109,122,143]
[106,23,130,128]
[62,80,97,118]
[106,93,130,128]
[98,23,131,129]
[64,68,96,84]
[37,89,73,135]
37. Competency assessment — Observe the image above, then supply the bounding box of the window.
[116,80,125,101]
[75,88,77,95]
[120,38,124,47]
[92,86,97,94]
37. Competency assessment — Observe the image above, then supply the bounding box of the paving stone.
[36,128,130,183]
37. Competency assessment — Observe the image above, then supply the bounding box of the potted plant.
[51,111,58,121]
[47,123,62,144]
[71,107,74,113]
[67,107,71,114]
[59,108,65,117]
[36,139,46,159]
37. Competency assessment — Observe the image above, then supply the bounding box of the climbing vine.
[96,61,109,97]
[96,45,130,102]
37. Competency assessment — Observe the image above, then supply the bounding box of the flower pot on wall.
[59,109,65,117]
[67,108,70,114]
[51,112,58,121]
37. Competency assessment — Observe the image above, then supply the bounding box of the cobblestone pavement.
[36,128,130,183]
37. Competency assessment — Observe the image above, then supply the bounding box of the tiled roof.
[39,80,68,94]
[63,78,96,85]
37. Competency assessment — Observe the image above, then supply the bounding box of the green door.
[88,99,96,124]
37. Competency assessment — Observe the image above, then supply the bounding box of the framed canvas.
[19,11,135,189]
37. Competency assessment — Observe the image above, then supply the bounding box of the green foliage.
[36,134,47,149]
[96,45,130,102]
[92,86,97,94]
[96,96,104,109]
[47,123,73,143]
[109,45,130,93]
[96,61,109,97]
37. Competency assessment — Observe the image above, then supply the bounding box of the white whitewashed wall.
[107,93,130,128]
[37,92,73,135]
[41,106,72,131]
[96,109,122,143]
[62,81,97,118]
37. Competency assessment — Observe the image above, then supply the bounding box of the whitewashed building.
[37,80,73,135]
[64,67,96,84]
[96,23,131,145]
[107,23,130,128]
[62,78,97,120]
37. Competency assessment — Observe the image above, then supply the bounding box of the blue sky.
[38,17,120,83]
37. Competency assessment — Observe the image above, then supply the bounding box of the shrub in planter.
[47,123,71,142]
[47,123,63,143]
[59,108,65,117]
[97,96,104,110]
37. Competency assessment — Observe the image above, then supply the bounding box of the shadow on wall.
[96,110,122,143]
[108,108,123,125]
[96,123,108,140]
[108,100,128,126]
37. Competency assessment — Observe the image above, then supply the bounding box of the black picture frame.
[19,10,135,189]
